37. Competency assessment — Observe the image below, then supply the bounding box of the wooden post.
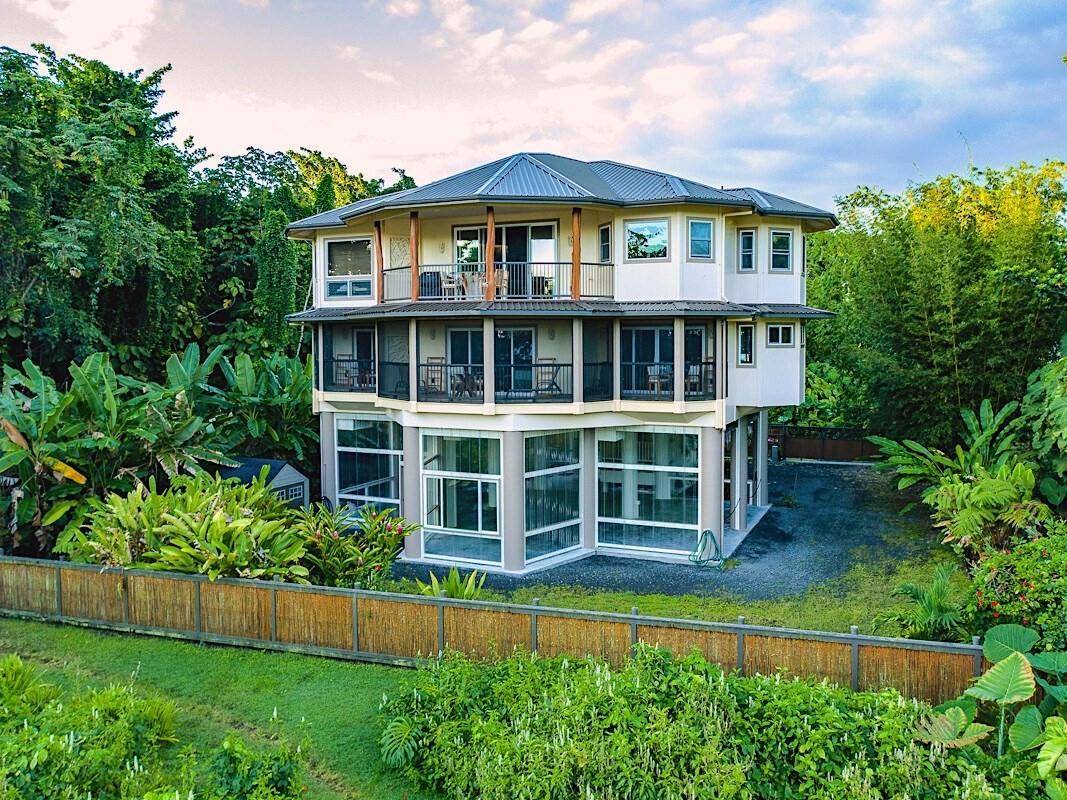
[530,598,540,654]
[571,207,581,300]
[409,211,420,301]
[736,615,746,673]
[485,206,496,301]
[373,220,385,302]
[850,625,860,691]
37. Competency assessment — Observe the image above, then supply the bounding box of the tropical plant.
[296,504,415,589]
[874,563,968,641]
[415,567,486,600]
[1021,337,1067,507]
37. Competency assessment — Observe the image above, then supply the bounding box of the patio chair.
[493,268,509,299]
[535,362,563,397]
[685,363,703,394]
[647,364,672,396]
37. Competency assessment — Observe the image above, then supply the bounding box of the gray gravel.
[393,461,933,601]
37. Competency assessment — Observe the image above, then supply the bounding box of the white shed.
[217,458,310,508]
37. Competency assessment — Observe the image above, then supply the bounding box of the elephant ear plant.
[916,623,1067,798]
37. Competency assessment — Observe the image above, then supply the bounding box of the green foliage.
[207,730,305,799]
[251,209,298,346]
[380,645,1032,799]
[415,567,487,599]
[297,504,416,589]
[773,360,869,426]
[874,563,968,641]
[1022,336,1067,507]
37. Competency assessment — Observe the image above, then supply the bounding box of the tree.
[252,209,298,345]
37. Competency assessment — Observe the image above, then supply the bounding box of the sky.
[3,0,1066,210]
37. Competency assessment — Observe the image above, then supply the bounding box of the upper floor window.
[687,218,714,260]
[599,223,611,263]
[737,323,755,366]
[624,219,669,261]
[767,324,794,347]
[770,230,793,272]
[738,229,756,272]
[326,239,373,298]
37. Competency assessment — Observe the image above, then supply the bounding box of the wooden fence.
[0,556,983,704]
[769,425,881,462]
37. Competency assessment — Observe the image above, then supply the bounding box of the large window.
[525,430,581,562]
[326,239,373,298]
[770,230,793,272]
[687,218,714,260]
[596,428,699,554]
[737,323,755,366]
[624,219,669,261]
[738,229,756,272]
[422,431,501,565]
[336,417,402,513]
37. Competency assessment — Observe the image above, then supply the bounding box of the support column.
[482,317,495,404]
[755,410,769,506]
[485,206,496,301]
[501,431,525,572]
[580,428,597,549]
[699,426,724,554]
[402,425,422,559]
[673,316,685,403]
[612,319,622,401]
[407,319,418,403]
[571,207,581,300]
[730,416,749,530]
[571,318,583,402]
[319,410,336,504]
[373,220,385,302]
[409,211,420,301]
[621,429,639,519]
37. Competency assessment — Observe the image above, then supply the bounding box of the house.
[217,458,310,508]
[286,153,835,574]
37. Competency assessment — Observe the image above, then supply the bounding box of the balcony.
[582,361,613,401]
[323,358,376,393]
[494,363,573,403]
[378,361,409,400]
[620,362,674,400]
[683,360,716,400]
[383,261,612,302]
[417,363,484,403]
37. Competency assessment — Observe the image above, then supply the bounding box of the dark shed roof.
[217,457,298,485]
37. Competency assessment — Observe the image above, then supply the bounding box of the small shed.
[218,458,309,508]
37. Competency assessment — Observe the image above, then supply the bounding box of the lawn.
[0,618,428,800]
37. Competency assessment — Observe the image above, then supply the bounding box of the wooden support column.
[571,207,581,300]
[409,211,420,301]
[373,220,385,302]
[485,206,496,301]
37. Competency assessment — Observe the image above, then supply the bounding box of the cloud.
[334,44,361,60]
[362,69,396,83]
[236,0,269,7]
[11,0,160,66]
[385,0,420,14]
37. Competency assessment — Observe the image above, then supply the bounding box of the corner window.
[737,323,755,366]
[624,219,669,261]
[770,230,792,272]
[738,229,756,272]
[326,239,373,298]
[598,223,611,263]
[687,218,714,260]
[767,324,794,347]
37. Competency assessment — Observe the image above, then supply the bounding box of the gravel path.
[393,461,933,601]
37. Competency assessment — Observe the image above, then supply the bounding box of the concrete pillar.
[401,424,422,559]
[482,317,495,403]
[755,410,770,506]
[580,427,597,549]
[571,318,583,402]
[501,430,525,572]
[621,429,639,519]
[673,316,685,402]
[319,410,336,504]
[407,318,418,402]
[612,318,622,401]
[730,417,748,530]
[699,426,724,553]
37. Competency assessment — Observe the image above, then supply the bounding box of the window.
[596,427,700,554]
[738,229,756,272]
[737,323,755,366]
[598,223,611,263]
[336,417,403,514]
[525,431,582,562]
[687,218,714,260]
[326,239,373,298]
[770,230,792,272]
[624,219,669,261]
[767,324,794,347]
[422,431,501,565]
[275,484,306,507]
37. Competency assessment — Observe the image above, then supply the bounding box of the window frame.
[623,217,670,263]
[766,323,795,348]
[686,217,715,261]
[598,222,612,264]
[334,415,403,514]
[324,236,375,300]
[769,229,793,273]
[737,228,757,272]
[737,323,756,367]
[524,430,583,564]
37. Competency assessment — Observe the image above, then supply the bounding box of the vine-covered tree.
[252,208,299,345]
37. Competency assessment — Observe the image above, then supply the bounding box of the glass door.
[495,328,535,394]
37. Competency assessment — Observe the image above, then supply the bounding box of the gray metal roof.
[287,152,837,231]
[288,300,831,323]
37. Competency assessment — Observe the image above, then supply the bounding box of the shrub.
[969,532,1067,649]
[297,504,416,589]
[415,567,486,600]
[380,645,1024,800]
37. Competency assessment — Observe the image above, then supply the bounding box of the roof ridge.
[476,154,523,194]
[522,153,595,197]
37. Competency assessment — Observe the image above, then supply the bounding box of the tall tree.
[252,208,298,345]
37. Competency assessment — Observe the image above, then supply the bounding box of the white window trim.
[686,217,715,261]
[737,228,757,273]
[598,222,612,264]
[769,229,794,273]
[523,430,583,563]
[766,323,795,348]
[622,217,671,264]
[451,220,559,264]
[334,414,403,510]
[737,323,756,367]
[324,235,375,301]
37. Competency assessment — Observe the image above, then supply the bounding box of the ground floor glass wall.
[335,416,403,513]
[596,427,699,554]
[524,430,581,562]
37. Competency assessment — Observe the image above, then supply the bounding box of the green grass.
[0,619,429,800]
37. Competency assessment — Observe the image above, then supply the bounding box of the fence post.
[972,635,983,677]
[121,570,131,630]
[193,578,202,642]
[351,586,360,653]
[850,625,860,691]
[530,598,540,654]
[736,616,746,674]
[436,598,445,657]
[270,585,278,643]
[53,563,63,620]
[630,607,639,651]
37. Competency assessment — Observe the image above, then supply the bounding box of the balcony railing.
[620,362,674,400]
[417,363,484,403]
[583,361,613,401]
[323,358,376,393]
[683,360,716,400]
[494,363,573,403]
[378,361,409,400]
[382,261,613,302]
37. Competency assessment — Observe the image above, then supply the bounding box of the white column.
[571,318,583,403]
[673,316,685,402]
[755,410,770,506]
[699,426,724,554]
[730,417,748,530]
[482,317,495,404]
[319,411,336,503]
[621,429,639,519]
[407,318,418,403]
[612,319,622,401]
[501,431,525,572]
[401,424,422,559]
[580,428,597,549]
